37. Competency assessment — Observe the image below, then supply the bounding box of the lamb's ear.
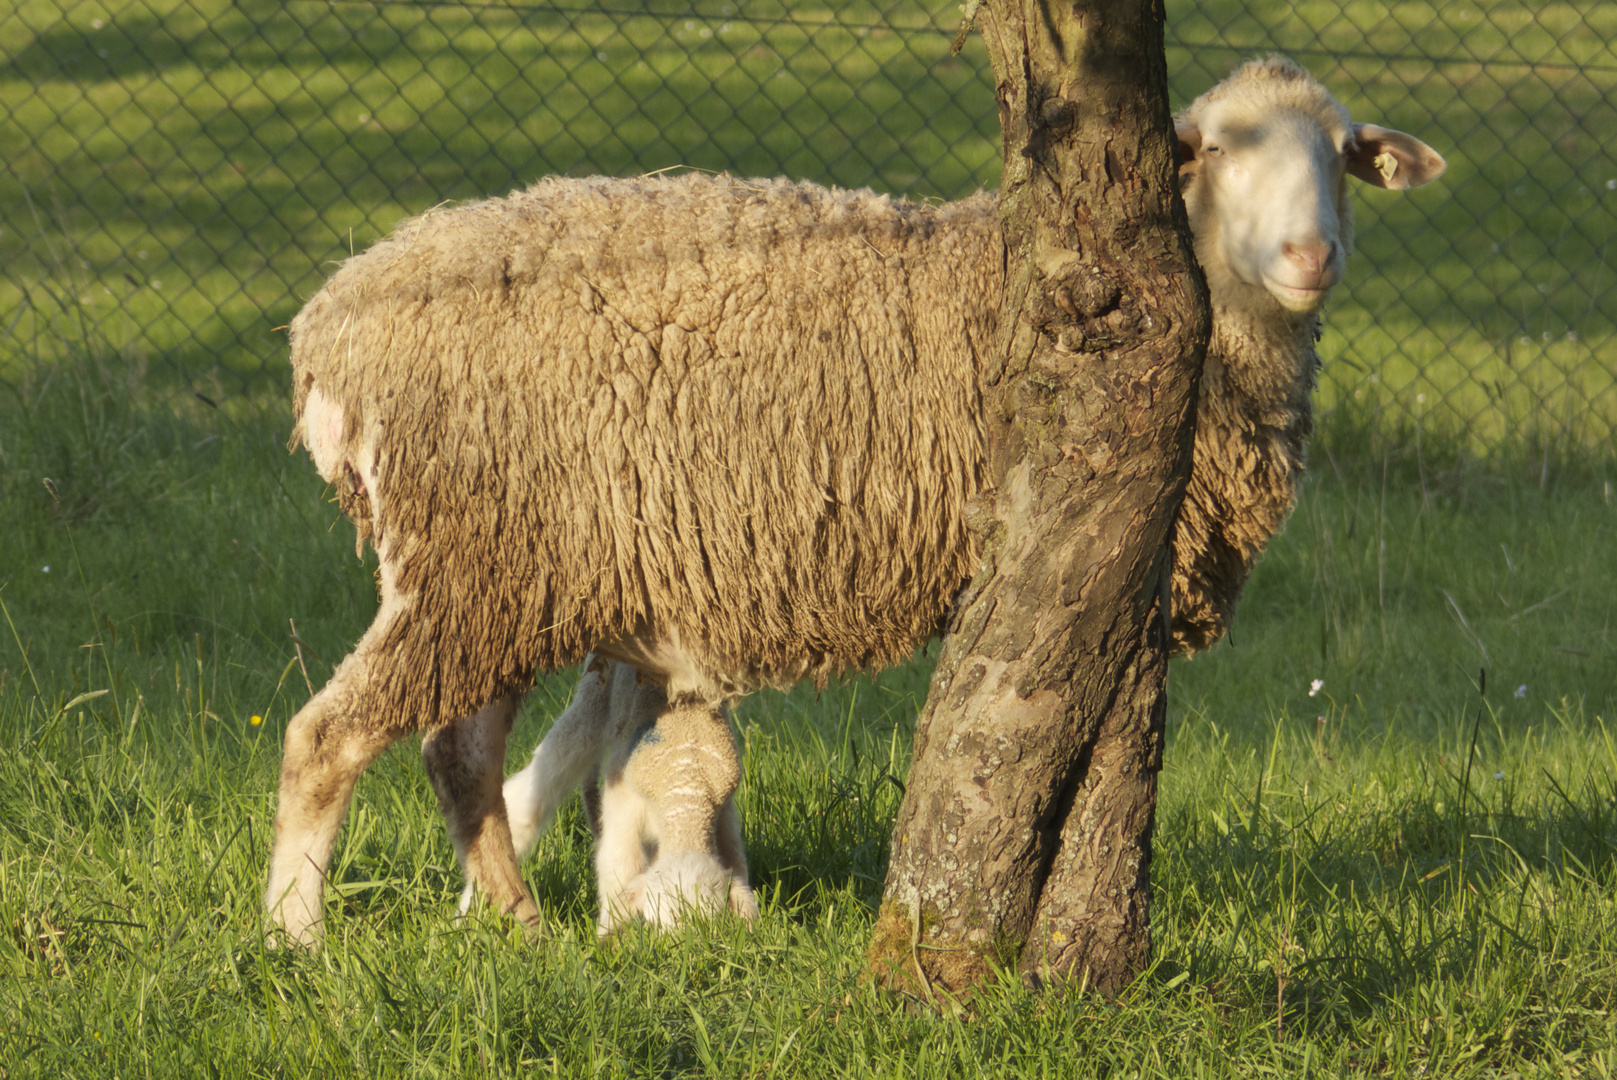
[1347,124,1446,190]
[1175,123,1202,179]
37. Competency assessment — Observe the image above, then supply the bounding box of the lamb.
[493,653,757,934]
[266,56,1445,944]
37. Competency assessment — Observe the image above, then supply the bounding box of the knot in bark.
[1039,97,1076,137]
[1023,97,1077,160]
[1053,271,1122,321]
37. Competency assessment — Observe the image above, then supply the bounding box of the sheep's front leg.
[422,696,543,931]
[500,657,615,861]
[265,656,403,946]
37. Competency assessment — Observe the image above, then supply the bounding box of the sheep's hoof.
[455,885,548,938]
[263,921,321,951]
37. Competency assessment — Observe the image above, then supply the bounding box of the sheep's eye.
[1203,145,1222,156]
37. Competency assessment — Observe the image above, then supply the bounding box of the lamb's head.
[1175,57,1445,317]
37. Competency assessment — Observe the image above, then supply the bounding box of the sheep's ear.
[1347,124,1446,190]
[1175,123,1202,178]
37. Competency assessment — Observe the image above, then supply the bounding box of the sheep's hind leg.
[457,656,617,916]
[265,640,406,946]
[422,695,543,931]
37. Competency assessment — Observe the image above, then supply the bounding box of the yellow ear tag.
[1374,152,1398,182]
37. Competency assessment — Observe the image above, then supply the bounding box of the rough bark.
[868,0,1208,998]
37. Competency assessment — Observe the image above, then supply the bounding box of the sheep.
[494,56,1450,933]
[266,56,1445,944]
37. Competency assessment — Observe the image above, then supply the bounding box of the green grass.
[2,339,1616,1076]
[3,0,1616,453]
[3,3,1617,1073]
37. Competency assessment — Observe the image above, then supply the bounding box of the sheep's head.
[1175,57,1445,316]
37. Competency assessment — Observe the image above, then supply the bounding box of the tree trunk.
[868,0,1208,998]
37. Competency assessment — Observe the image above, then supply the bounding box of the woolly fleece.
[292,175,1000,730]
[289,59,1397,730]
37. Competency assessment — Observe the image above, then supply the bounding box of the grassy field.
[3,0,1616,453]
[1,342,1615,1076]
[3,1,1617,1075]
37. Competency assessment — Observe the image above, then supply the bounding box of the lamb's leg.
[714,797,759,920]
[595,747,659,935]
[265,619,407,946]
[619,704,742,929]
[594,665,673,934]
[421,695,543,931]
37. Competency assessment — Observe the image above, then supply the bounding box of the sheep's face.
[1176,64,1445,317]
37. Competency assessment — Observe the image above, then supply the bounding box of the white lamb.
[487,655,757,934]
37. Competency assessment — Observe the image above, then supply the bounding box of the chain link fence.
[2,0,1613,457]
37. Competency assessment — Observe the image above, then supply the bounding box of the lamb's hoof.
[729,879,760,921]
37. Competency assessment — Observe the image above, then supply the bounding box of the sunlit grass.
[2,324,1615,1075]
[3,2,1616,1071]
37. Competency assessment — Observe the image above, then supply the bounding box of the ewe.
[267,57,1443,943]
[493,57,1449,935]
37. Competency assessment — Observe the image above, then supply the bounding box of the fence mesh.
[3,0,1613,456]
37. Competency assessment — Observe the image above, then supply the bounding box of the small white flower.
[1494,771,1505,781]
[42,565,50,573]
[1514,684,1527,699]
[1308,679,1324,697]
